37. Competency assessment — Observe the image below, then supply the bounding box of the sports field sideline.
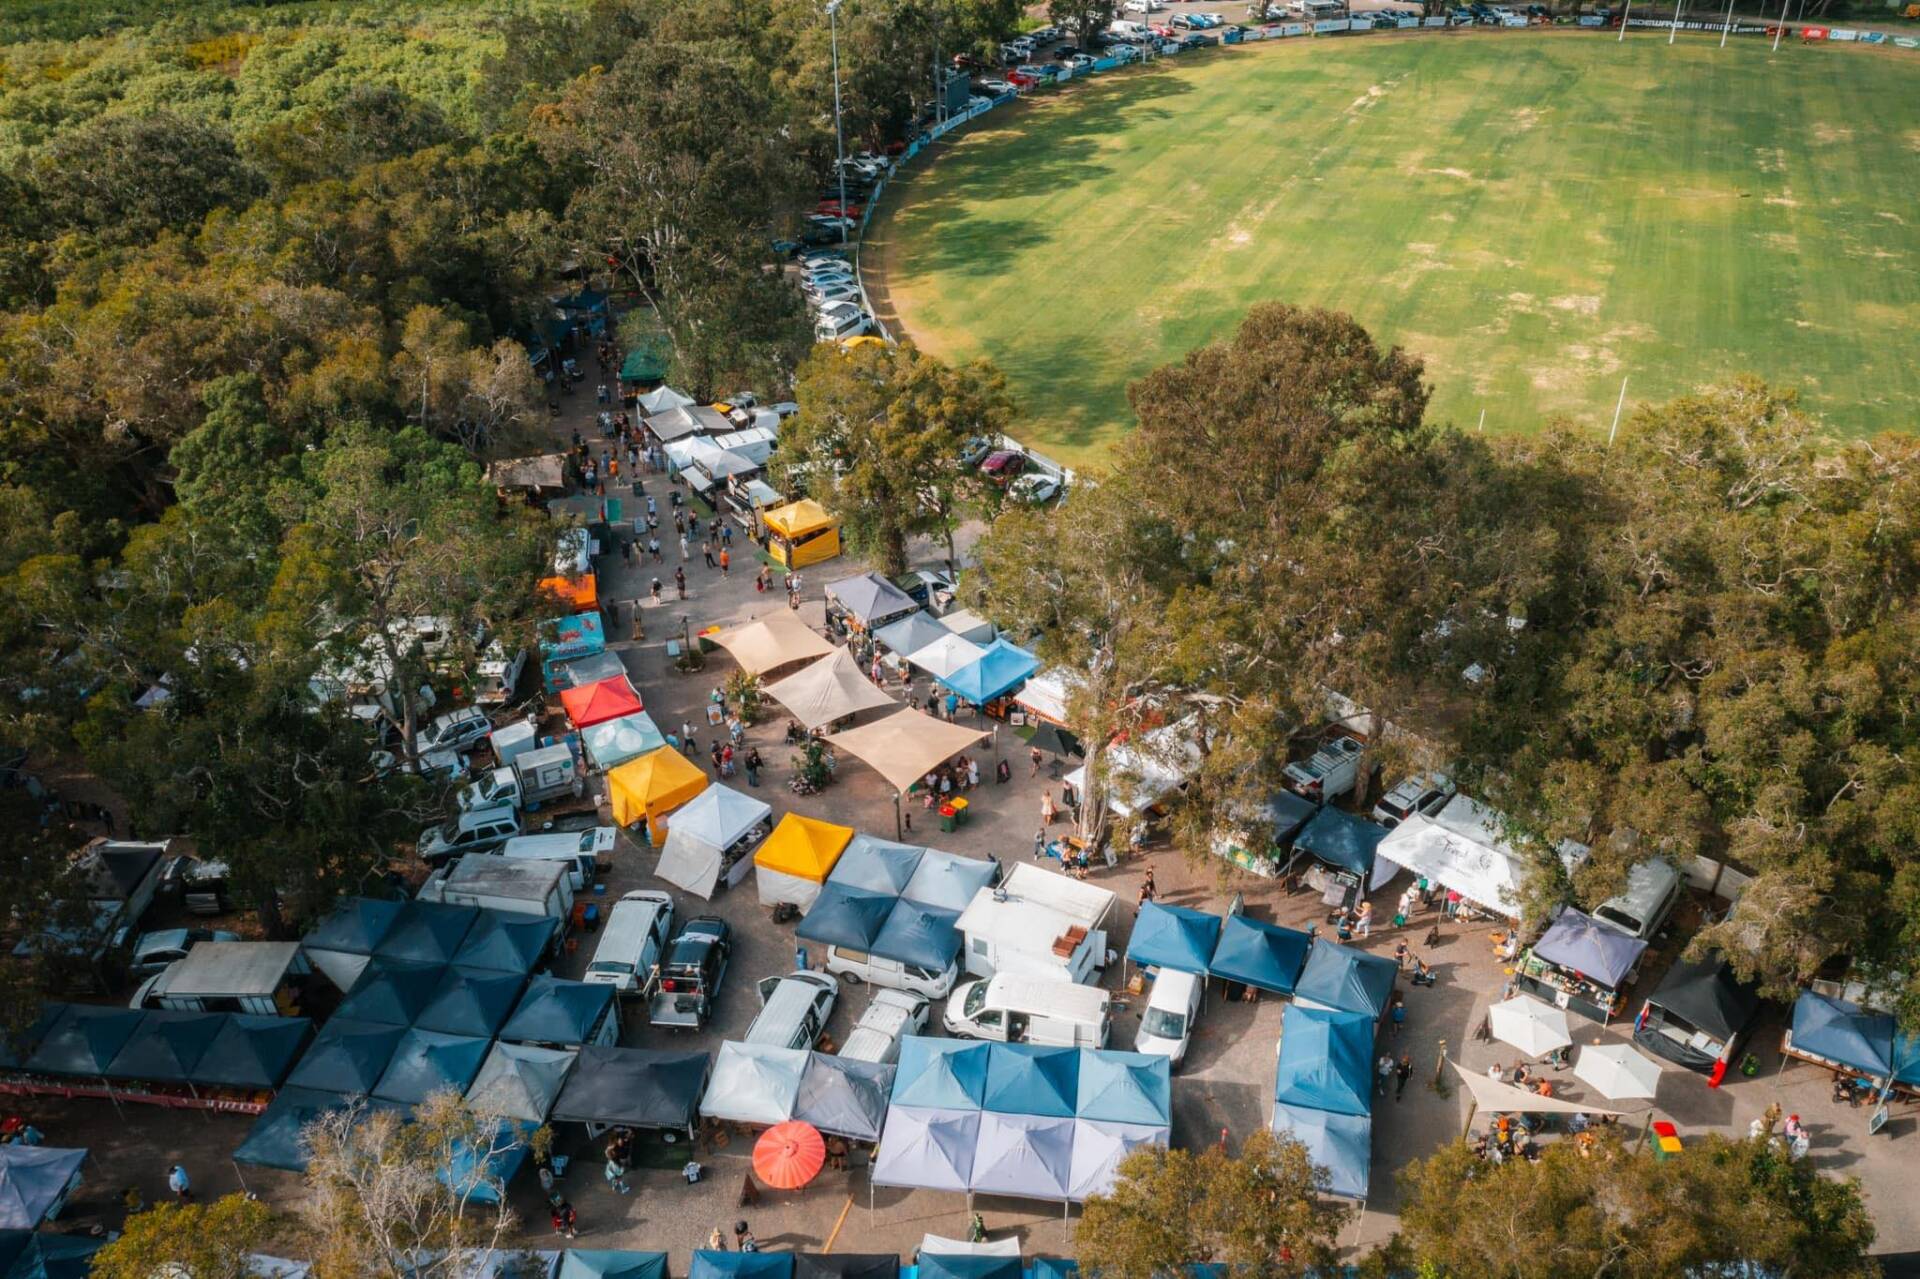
[869,33,1920,463]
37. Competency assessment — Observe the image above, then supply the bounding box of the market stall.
[701,1042,807,1127]
[1207,914,1312,998]
[464,1042,577,1123]
[762,500,841,569]
[538,574,598,612]
[560,676,644,730]
[1633,955,1760,1084]
[540,612,606,693]
[1126,902,1220,976]
[499,976,619,1049]
[1375,795,1590,921]
[938,639,1040,717]
[1212,791,1316,879]
[764,650,899,731]
[755,814,856,909]
[301,897,404,991]
[901,634,985,684]
[710,611,836,678]
[581,712,668,772]
[825,710,989,795]
[0,1146,87,1228]
[653,785,773,899]
[1781,991,1909,1094]
[370,1028,490,1105]
[607,747,709,842]
[549,1046,711,1139]
[413,969,525,1039]
[558,1252,669,1279]
[1290,807,1393,906]
[873,612,948,663]
[1513,908,1648,1023]
[283,1020,405,1096]
[1292,940,1397,1020]
[825,572,919,634]
[452,914,557,978]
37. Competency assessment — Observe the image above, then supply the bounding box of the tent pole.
[232,1160,250,1195]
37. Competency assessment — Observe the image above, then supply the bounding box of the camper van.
[417,856,575,924]
[457,744,583,813]
[1282,735,1366,802]
[955,864,1115,984]
[823,945,960,999]
[585,890,676,995]
[1134,968,1203,1068]
[840,989,931,1064]
[944,973,1110,1048]
[497,828,614,891]
[1593,859,1684,942]
[746,972,840,1050]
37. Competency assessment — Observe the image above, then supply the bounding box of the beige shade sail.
[764,649,899,730]
[711,610,836,676]
[827,710,989,794]
[1448,1060,1629,1116]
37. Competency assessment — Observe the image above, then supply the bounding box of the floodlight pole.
[1607,376,1629,447]
[1718,0,1735,45]
[1667,0,1682,42]
[828,0,849,246]
[1618,0,1630,39]
[1771,0,1788,49]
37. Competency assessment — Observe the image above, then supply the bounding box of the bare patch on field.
[1550,294,1602,316]
[1877,211,1906,224]
[1811,123,1853,145]
[1752,146,1788,174]
[1764,191,1799,208]
[1758,231,1798,252]
[1511,107,1543,130]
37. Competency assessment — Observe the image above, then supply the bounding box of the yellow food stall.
[763,499,841,569]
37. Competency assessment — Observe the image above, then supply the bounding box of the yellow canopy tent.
[763,499,841,569]
[607,747,709,843]
[754,812,855,908]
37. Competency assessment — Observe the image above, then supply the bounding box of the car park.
[746,971,839,1049]
[130,928,240,978]
[649,916,732,1030]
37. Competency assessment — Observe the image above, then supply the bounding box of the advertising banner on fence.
[1800,25,1828,38]
[1315,17,1353,31]
[1426,14,1450,24]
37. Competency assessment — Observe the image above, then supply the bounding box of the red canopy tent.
[559,675,643,729]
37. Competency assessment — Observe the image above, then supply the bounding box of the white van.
[824,945,960,999]
[815,305,871,344]
[585,890,675,996]
[840,989,931,1065]
[1593,859,1683,942]
[1109,18,1152,37]
[746,972,839,1050]
[1134,968,1203,1069]
[498,827,614,891]
[944,973,1110,1048]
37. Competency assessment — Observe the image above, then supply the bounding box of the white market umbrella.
[1486,995,1573,1059]
[1572,1042,1663,1101]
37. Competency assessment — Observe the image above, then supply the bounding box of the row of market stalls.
[0,1226,104,1278]
[699,1044,893,1140]
[873,1038,1172,1204]
[0,1003,311,1103]
[797,838,1001,982]
[400,1248,1087,1279]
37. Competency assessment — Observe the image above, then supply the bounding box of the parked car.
[1371,771,1455,828]
[1068,52,1097,69]
[808,285,863,310]
[1009,472,1061,505]
[1134,967,1203,1068]
[1180,33,1209,48]
[417,803,522,866]
[1052,44,1083,60]
[973,78,1017,95]
[891,567,959,609]
[804,275,858,298]
[130,928,239,979]
[649,916,732,1029]
[1282,735,1367,802]
[815,308,872,344]
[418,706,492,756]
[1123,0,1165,11]
[978,450,1027,484]
[746,971,839,1050]
[959,437,995,468]
[586,889,676,995]
[840,989,933,1064]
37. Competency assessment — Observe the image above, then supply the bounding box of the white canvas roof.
[957,864,1116,957]
[1377,795,1590,920]
[1063,719,1201,818]
[638,386,695,414]
[154,941,301,999]
[906,634,987,681]
[764,649,899,730]
[654,786,772,899]
[711,611,836,676]
[826,710,989,794]
[938,609,996,644]
[699,1042,807,1126]
[1014,669,1076,725]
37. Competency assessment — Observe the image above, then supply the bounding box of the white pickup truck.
[839,989,931,1065]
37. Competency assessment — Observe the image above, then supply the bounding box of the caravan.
[943,973,1111,1047]
[954,863,1115,984]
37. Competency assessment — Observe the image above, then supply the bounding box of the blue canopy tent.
[1532,909,1648,991]
[870,902,962,972]
[1896,1031,1920,1088]
[301,897,403,974]
[793,1255,896,1279]
[191,1015,312,1090]
[414,969,527,1038]
[453,914,557,976]
[937,639,1040,705]
[982,1044,1079,1118]
[1291,807,1386,880]
[1788,991,1894,1078]
[1072,1051,1171,1126]
[796,884,896,953]
[440,1122,532,1204]
[916,1257,1020,1279]
[829,836,925,895]
[234,1086,404,1172]
[689,1252,794,1279]
[1,1232,104,1279]
[1292,941,1398,1019]
[0,1008,60,1070]
[1269,1101,1371,1199]
[375,902,480,966]
[23,1004,142,1077]
[0,1148,85,1229]
[558,1252,671,1279]
[1028,1261,1078,1279]
[500,976,616,1048]
[892,1038,989,1110]
[1273,1004,1374,1118]
[105,1010,224,1082]
[1208,915,1312,996]
[372,1029,491,1105]
[1266,791,1319,845]
[1126,902,1221,974]
[334,958,446,1027]
[900,852,998,915]
[284,1020,405,1096]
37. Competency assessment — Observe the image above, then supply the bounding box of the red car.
[978,450,1027,485]
[816,200,865,219]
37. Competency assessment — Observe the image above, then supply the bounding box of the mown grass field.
[871,33,1920,463]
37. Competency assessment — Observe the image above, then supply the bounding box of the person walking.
[1390,994,1407,1037]
[680,533,691,561]
[1394,1052,1414,1101]
[551,1200,578,1238]
[1139,867,1157,906]
[735,1222,759,1252]
[1030,746,1044,777]
[1377,1054,1395,1097]
[167,1164,192,1203]
[719,547,731,577]
[604,1153,631,1195]
[675,565,687,597]
[649,536,662,562]
[1033,829,1047,861]
[1040,789,1057,826]
[708,1227,729,1251]
[745,747,763,787]
[1394,939,1409,969]
[1354,900,1373,939]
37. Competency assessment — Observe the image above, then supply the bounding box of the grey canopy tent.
[301,896,404,991]
[452,914,557,976]
[828,836,925,895]
[873,612,949,659]
[793,1256,898,1279]
[371,1029,491,1105]
[334,958,446,1027]
[105,1010,224,1083]
[793,1054,894,1141]
[234,1087,405,1172]
[191,1015,313,1090]
[550,1047,710,1134]
[1532,909,1648,991]
[500,977,616,1048]
[283,1020,405,1096]
[0,1148,85,1229]
[1292,940,1398,1019]
[700,1043,806,1127]
[24,1005,141,1077]
[465,1042,578,1123]
[558,650,631,688]
[373,902,479,966]
[413,969,526,1038]
[653,785,773,899]
[825,572,919,630]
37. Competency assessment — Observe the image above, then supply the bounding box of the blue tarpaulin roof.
[558,1252,670,1279]
[500,976,615,1047]
[24,1005,141,1076]
[1896,1032,1920,1087]
[1073,1051,1171,1125]
[1,1231,105,1279]
[797,883,896,952]
[1269,1101,1371,1199]
[1291,808,1386,878]
[689,1253,793,1279]
[0,1007,59,1070]
[334,958,446,1027]
[192,1015,312,1090]
[1292,940,1398,1019]
[284,1019,405,1096]
[105,1010,223,1082]
[1273,1004,1375,1118]
[901,852,998,915]
[794,1254,896,1279]
[1790,991,1893,1078]
[871,902,962,972]
[1208,914,1312,996]
[372,1029,490,1104]
[440,1122,532,1205]
[234,1086,404,1172]
[830,837,925,895]
[982,1044,1079,1118]
[917,1257,1020,1279]
[0,1148,84,1230]
[375,902,479,966]
[453,914,557,976]
[937,639,1039,705]
[1028,1261,1078,1279]
[415,969,526,1038]
[893,1038,990,1110]
[1532,909,1648,990]
[1127,901,1222,973]
[302,897,402,958]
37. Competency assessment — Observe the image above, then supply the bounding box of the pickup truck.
[840,989,932,1065]
[457,743,584,813]
[649,917,732,1030]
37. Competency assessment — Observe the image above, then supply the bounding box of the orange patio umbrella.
[752,1120,826,1190]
